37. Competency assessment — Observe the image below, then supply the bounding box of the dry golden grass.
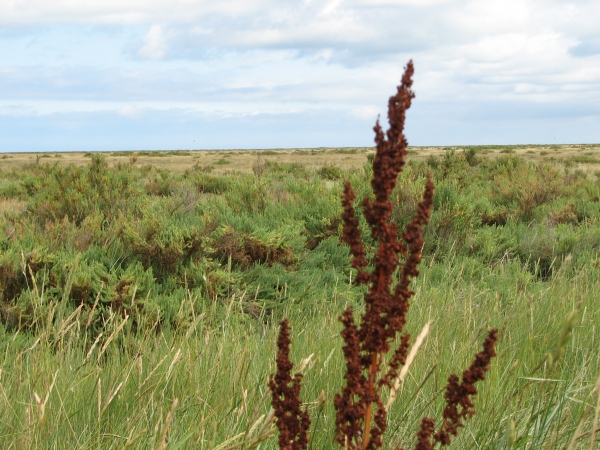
[0,198,26,216]
[1,144,599,173]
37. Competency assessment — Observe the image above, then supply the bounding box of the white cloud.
[116,104,146,117]
[0,1,270,25]
[514,83,548,95]
[138,24,166,59]
[349,104,380,120]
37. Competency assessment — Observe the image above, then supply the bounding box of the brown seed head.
[336,60,434,449]
[269,319,311,450]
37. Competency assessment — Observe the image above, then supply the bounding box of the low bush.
[318,165,344,180]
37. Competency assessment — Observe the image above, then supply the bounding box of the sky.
[1,0,599,152]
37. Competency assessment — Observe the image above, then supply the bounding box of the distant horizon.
[2,142,600,155]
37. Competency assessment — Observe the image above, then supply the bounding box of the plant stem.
[363,353,378,449]
[363,265,387,449]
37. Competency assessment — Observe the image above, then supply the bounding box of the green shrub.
[464,147,481,166]
[570,155,599,164]
[264,161,309,177]
[145,171,177,196]
[192,173,231,194]
[317,165,343,180]
[24,155,141,226]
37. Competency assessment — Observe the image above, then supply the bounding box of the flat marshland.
[1,145,600,448]
[2,143,600,173]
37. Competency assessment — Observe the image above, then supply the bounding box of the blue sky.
[1,0,599,152]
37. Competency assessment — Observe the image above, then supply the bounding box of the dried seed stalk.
[269,60,498,450]
[269,319,311,450]
[410,329,498,449]
[334,60,434,450]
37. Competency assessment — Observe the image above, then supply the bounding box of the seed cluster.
[334,60,434,450]
[269,319,311,450]
[270,60,498,450]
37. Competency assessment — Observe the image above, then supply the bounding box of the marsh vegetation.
[1,135,600,447]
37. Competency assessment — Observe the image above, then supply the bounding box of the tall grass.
[1,252,599,448]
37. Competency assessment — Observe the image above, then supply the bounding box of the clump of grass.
[138,151,169,157]
[189,162,214,173]
[170,150,192,156]
[569,155,599,164]
[264,161,309,177]
[212,225,296,269]
[463,148,481,166]
[293,149,318,155]
[331,148,362,154]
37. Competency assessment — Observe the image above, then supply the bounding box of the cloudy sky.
[1,0,599,151]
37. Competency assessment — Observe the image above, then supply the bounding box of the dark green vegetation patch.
[2,152,600,331]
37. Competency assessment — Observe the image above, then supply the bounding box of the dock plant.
[269,61,498,449]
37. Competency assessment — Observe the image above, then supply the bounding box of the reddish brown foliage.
[433,328,498,446]
[412,418,436,450]
[408,330,498,449]
[305,217,341,250]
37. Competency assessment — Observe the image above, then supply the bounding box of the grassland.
[1,143,600,174]
[1,146,600,448]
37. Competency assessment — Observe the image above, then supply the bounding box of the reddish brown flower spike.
[416,328,499,448]
[342,181,370,285]
[270,59,498,450]
[412,418,436,450]
[336,60,434,450]
[269,319,311,450]
[433,328,498,445]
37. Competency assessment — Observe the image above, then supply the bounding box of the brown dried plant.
[411,329,498,449]
[269,319,311,450]
[333,59,434,450]
[269,61,497,450]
